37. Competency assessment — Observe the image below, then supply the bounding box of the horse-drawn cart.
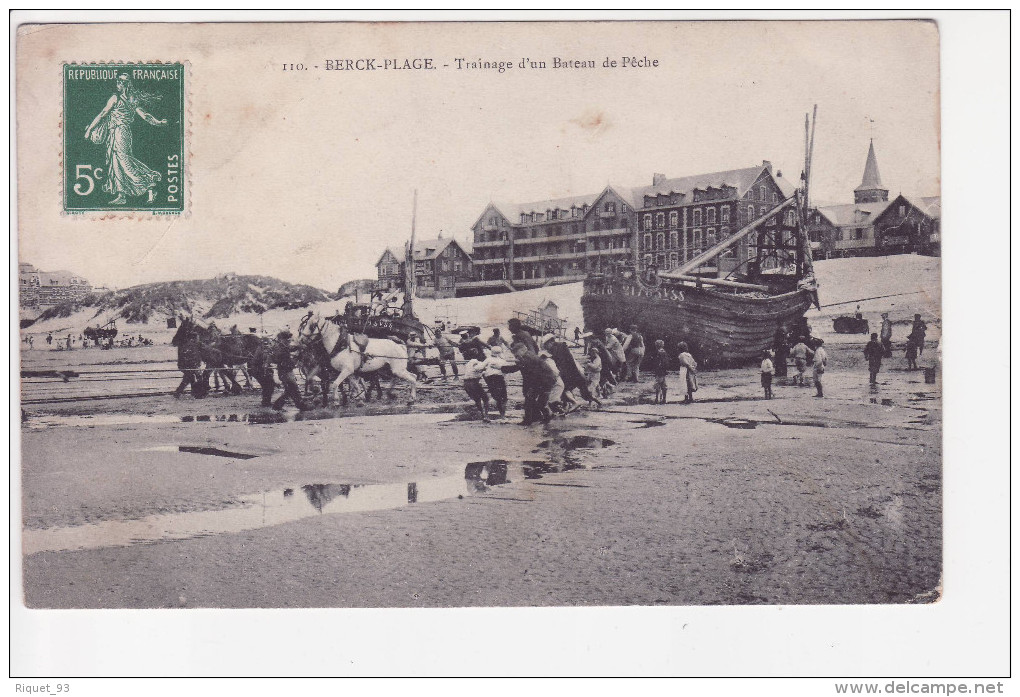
[83,319,118,343]
[326,303,430,344]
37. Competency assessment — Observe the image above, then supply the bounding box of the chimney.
[652,173,666,186]
[762,160,773,173]
[776,170,782,178]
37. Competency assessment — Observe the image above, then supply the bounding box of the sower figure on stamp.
[84,73,167,205]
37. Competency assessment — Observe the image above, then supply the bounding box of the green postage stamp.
[63,63,185,214]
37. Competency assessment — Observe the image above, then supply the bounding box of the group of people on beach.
[181,307,934,417]
[25,332,153,351]
[454,320,703,425]
[866,313,929,384]
[760,336,827,400]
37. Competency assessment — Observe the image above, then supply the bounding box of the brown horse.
[172,318,275,404]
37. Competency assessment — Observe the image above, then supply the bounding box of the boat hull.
[582,280,814,366]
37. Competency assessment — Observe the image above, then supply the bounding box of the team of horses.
[171,314,425,407]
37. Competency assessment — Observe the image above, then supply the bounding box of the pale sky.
[16,20,940,290]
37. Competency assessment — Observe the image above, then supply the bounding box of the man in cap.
[772,324,789,378]
[458,327,488,359]
[543,333,600,411]
[271,329,310,411]
[790,336,812,386]
[811,338,827,398]
[624,324,646,382]
[603,327,625,377]
[433,326,459,380]
[908,313,928,356]
[864,332,884,386]
[487,327,510,349]
[511,338,556,425]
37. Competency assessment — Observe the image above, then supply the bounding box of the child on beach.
[583,345,602,400]
[483,345,510,418]
[462,348,492,421]
[760,350,775,399]
[651,339,670,404]
[905,337,919,371]
[677,342,698,404]
[791,337,812,386]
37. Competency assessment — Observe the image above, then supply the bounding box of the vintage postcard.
[13,15,983,676]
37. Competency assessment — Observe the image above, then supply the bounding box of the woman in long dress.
[677,341,698,404]
[84,74,167,205]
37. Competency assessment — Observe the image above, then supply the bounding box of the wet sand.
[19,343,941,608]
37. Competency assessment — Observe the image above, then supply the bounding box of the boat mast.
[403,189,418,318]
[803,104,817,218]
[798,106,820,308]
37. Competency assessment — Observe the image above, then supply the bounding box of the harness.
[307,320,374,369]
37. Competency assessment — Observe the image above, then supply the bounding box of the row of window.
[518,200,628,224]
[381,259,471,276]
[640,205,797,231]
[494,181,781,231]
[640,245,794,271]
[755,185,779,204]
[641,227,801,252]
[642,228,729,252]
[835,228,867,241]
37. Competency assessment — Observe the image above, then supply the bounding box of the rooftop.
[815,200,892,226]
[855,139,886,193]
[632,164,773,204]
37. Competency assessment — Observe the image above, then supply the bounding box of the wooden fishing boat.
[325,305,428,343]
[582,267,816,366]
[326,190,431,344]
[583,109,823,366]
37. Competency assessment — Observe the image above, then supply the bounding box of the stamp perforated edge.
[58,60,192,220]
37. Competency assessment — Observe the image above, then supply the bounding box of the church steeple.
[854,139,889,203]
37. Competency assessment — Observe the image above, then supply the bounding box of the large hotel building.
[459,161,801,295]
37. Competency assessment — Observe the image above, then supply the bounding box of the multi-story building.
[810,141,940,258]
[375,248,405,291]
[374,237,474,299]
[811,194,941,258]
[461,161,800,295]
[462,189,629,295]
[634,162,801,277]
[18,263,92,308]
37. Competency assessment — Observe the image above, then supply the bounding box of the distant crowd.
[23,332,155,350]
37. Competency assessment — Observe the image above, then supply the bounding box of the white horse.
[299,312,418,405]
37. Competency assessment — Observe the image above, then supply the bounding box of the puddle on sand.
[177,446,258,460]
[709,418,759,430]
[536,435,616,450]
[628,419,666,428]
[706,416,837,430]
[26,409,445,431]
[141,444,275,459]
[22,450,609,554]
[22,413,182,430]
[25,467,480,554]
